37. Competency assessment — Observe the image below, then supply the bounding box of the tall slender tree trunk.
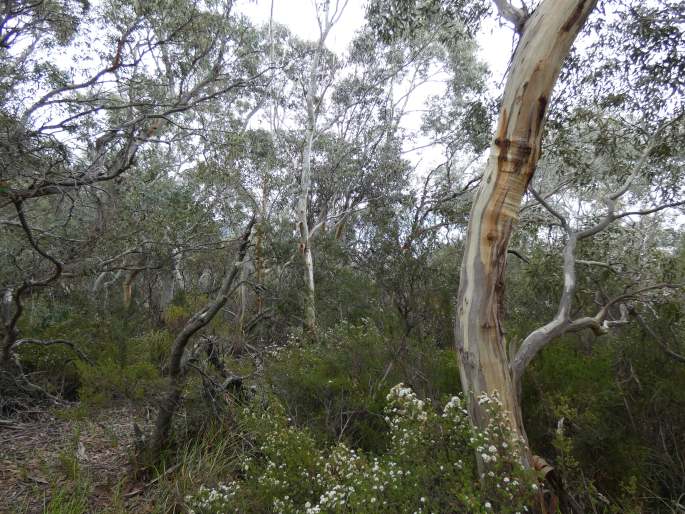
[255,190,266,315]
[299,122,317,333]
[454,0,597,464]
[1,288,16,366]
[298,16,328,334]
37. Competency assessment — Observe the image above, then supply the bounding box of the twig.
[123,463,181,498]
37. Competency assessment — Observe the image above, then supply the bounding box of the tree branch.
[492,0,528,31]
[147,216,255,459]
[629,307,685,364]
[14,339,94,366]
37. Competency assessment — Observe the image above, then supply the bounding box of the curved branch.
[512,282,682,384]
[511,232,577,384]
[147,216,255,459]
[529,186,568,229]
[13,200,63,287]
[2,200,65,365]
[14,339,94,366]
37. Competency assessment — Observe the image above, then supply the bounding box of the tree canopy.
[1,0,684,512]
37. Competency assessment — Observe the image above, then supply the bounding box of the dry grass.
[1,404,242,514]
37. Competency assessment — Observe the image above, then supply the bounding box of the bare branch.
[492,0,527,31]
[511,220,683,384]
[511,232,578,384]
[577,115,684,240]
[507,249,530,264]
[529,186,568,229]
[14,339,94,366]
[614,200,685,219]
[13,200,63,287]
[629,308,685,364]
[608,113,684,202]
[576,260,618,273]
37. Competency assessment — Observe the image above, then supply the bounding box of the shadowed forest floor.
[0,407,155,513]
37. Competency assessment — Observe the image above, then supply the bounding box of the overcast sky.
[237,0,515,81]
[236,0,516,173]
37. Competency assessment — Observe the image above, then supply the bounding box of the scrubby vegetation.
[1,0,684,513]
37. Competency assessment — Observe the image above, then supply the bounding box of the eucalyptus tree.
[259,15,473,334]
[188,124,291,344]
[447,1,600,472]
[286,1,348,333]
[0,0,267,396]
[505,0,685,419]
[512,114,684,380]
[353,0,492,345]
[456,4,683,494]
[369,0,685,494]
[302,11,489,338]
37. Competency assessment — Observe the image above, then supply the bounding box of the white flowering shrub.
[186,384,538,513]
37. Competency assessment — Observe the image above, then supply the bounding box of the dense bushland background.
[1,0,683,512]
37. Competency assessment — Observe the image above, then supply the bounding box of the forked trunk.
[455,0,597,464]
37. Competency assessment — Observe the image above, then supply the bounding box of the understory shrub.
[74,329,171,409]
[264,321,460,451]
[185,384,538,513]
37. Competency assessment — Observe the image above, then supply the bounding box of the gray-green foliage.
[1,1,685,512]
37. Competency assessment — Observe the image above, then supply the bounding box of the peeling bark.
[454,0,597,463]
[122,268,141,309]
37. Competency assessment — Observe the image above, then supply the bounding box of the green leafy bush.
[68,328,172,409]
[185,384,538,514]
[76,358,163,408]
[264,321,460,451]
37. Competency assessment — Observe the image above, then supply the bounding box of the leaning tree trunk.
[146,219,254,461]
[454,0,597,465]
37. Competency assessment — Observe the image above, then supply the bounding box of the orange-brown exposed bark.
[454,0,597,463]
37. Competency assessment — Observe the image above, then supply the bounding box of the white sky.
[236,0,516,176]
[237,0,515,81]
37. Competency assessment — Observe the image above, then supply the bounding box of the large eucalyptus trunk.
[455,0,597,463]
